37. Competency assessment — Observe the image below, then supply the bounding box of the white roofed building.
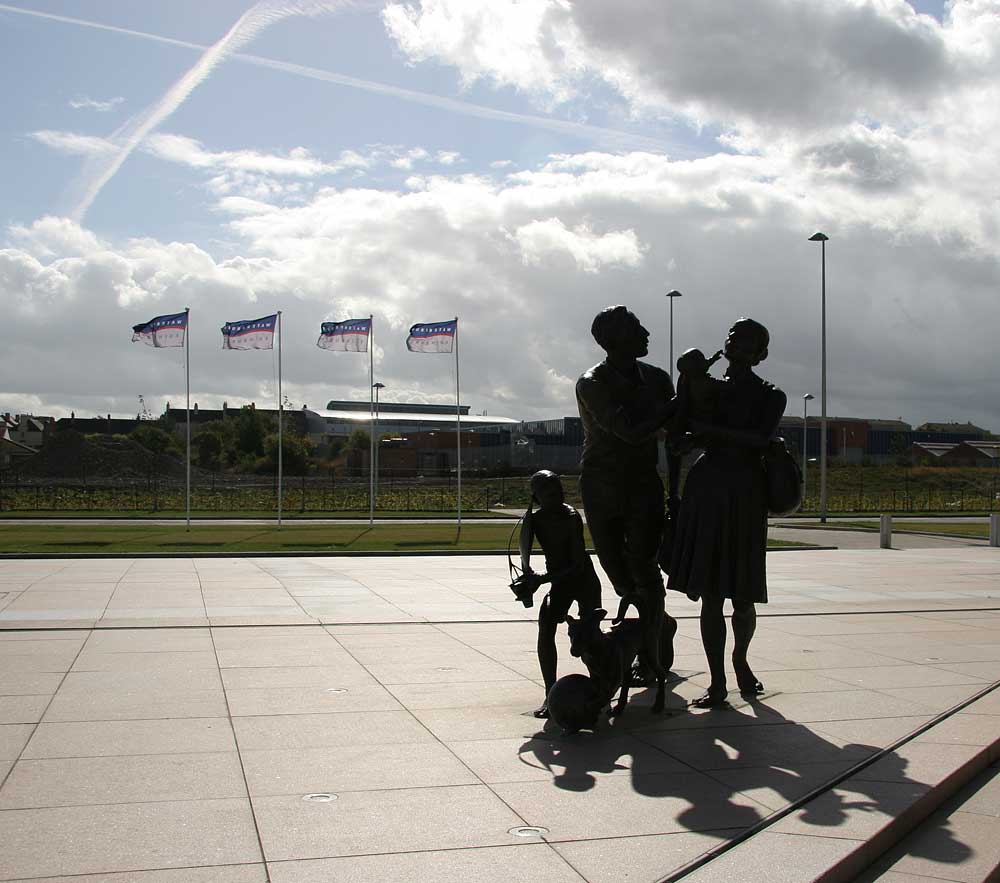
[305,400,519,441]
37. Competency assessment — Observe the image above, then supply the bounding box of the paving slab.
[22,718,236,758]
[0,798,262,879]
[0,695,50,724]
[230,710,433,751]
[0,751,246,809]
[267,844,582,883]
[0,548,997,629]
[0,547,997,881]
[3,869,268,883]
[41,686,228,722]
[240,741,479,795]
[0,725,33,762]
[251,785,528,861]
[552,830,739,883]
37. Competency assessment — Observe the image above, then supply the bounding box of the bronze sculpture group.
[511,306,790,731]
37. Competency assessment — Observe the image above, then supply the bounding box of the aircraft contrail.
[0,2,687,158]
[37,1,352,220]
[237,54,679,154]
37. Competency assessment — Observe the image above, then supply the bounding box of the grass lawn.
[831,520,990,539]
[0,509,507,520]
[0,523,810,554]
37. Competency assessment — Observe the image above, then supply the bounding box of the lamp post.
[802,393,814,506]
[808,232,829,522]
[666,289,683,376]
[372,382,385,501]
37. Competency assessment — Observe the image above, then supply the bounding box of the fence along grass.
[0,465,997,514]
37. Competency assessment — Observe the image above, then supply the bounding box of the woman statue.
[667,318,786,708]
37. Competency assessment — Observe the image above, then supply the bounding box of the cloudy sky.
[2,0,998,430]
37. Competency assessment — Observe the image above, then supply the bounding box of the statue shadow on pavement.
[517,696,973,869]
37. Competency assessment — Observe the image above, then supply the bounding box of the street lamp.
[802,393,814,505]
[665,289,683,377]
[372,382,385,500]
[808,232,829,522]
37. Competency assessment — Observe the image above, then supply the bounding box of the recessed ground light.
[303,793,338,802]
[925,657,942,661]
[325,688,349,693]
[509,825,548,837]
[436,667,459,672]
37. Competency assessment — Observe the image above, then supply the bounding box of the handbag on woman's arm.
[764,437,802,516]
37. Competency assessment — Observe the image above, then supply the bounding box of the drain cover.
[436,667,459,672]
[509,825,548,837]
[325,688,349,693]
[303,793,338,802]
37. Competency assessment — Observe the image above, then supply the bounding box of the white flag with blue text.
[132,311,187,348]
[221,314,277,350]
[406,319,456,354]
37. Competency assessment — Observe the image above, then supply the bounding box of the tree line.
[128,406,371,475]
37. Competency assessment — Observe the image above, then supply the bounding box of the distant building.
[1,414,52,449]
[915,422,992,439]
[52,414,143,436]
[0,436,36,468]
[779,415,994,465]
[940,441,1000,467]
[309,401,518,444]
[911,442,957,465]
[0,416,41,468]
[779,416,910,464]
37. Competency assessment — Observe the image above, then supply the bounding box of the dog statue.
[565,608,669,718]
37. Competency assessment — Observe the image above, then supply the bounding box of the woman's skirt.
[667,451,769,603]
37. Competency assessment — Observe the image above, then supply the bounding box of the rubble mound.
[16,431,190,480]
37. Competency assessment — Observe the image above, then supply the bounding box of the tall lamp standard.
[802,393,814,505]
[372,382,385,502]
[808,232,829,523]
[666,289,683,376]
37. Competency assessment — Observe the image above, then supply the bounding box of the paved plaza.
[1,547,998,881]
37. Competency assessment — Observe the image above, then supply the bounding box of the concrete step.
[665,683,1000,882]
[853,761,1000,882]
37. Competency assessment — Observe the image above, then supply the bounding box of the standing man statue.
[576,305,678,690]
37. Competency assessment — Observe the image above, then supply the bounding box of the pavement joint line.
[427,620,545,692]
[96,558,139,626]
[0,626,91,795]
[0,859,269,879]
[0,545,836,560]
[778,523,990,543]
[2,605,1000,633]
[260,839,593,866]
[3,745,240,762]
[321,625,590,880]
[660,677,1000,881]
[207,623,273,881]
[0,780,542,813]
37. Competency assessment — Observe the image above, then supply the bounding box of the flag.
[132,311,187,348]
[407,319,457,353]
[317,317,371,352]
[221,314,277,350]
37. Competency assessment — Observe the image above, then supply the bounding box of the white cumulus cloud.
[514,218,643,272]
[3,132,999,430]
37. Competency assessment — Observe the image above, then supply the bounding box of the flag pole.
[185,306,191,531]
[454,316,461,531]
[368,314,375,527]
[277,310,283,528]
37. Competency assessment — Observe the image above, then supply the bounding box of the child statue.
[509,470,602,718]
[671,347,724,435]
